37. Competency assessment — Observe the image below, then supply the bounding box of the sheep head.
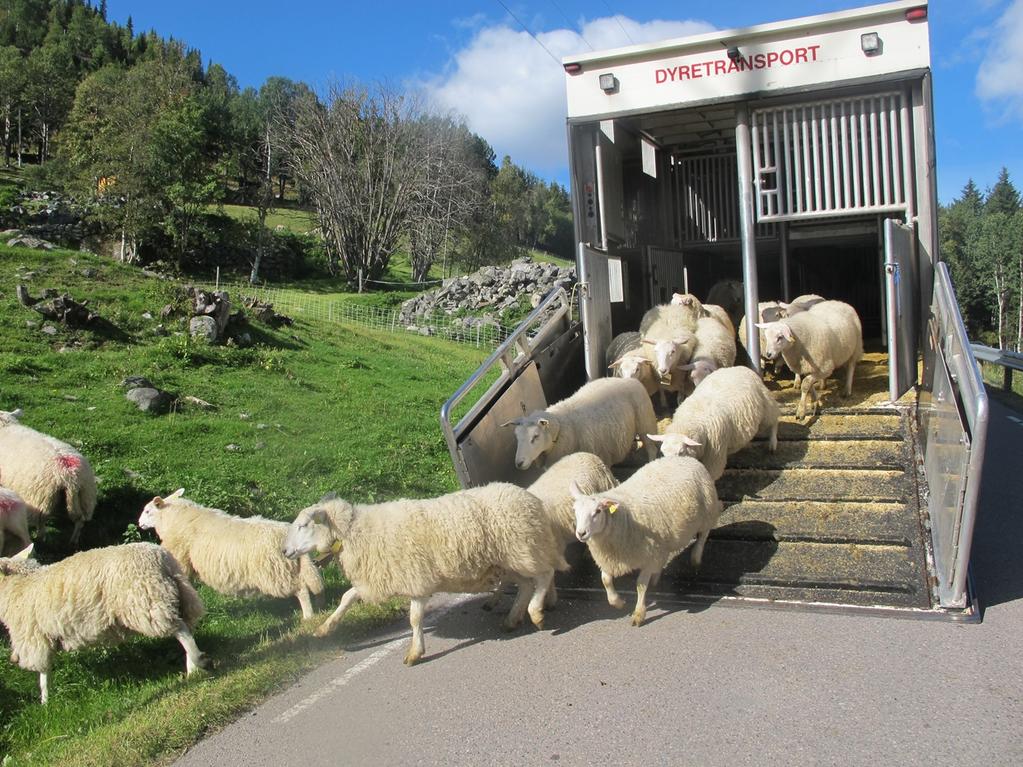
[680,359,717,388]
[756,321,795,361]
[283,498,350,559]
[0,544,38,578]
[569,481,619,542]
[502,413,559,470]
[0,408,24,425]
[646,432,703,460]
[609,352,653,383]
[138,488,185,530]
[643,335,695,377]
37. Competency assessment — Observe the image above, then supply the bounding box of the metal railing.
[203,281,517,349]
[439,288,573,485]
[971,343,1023,392]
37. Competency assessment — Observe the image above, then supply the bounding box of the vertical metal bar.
[772,109,782,218]
[793,109,804,213]
[800,106,811,213]
[780,221,791,301]
[869,97,881,208]
[736,104,761,373]
[900,88,915,216]
[880,95,892,206]
[840,100,851,209]
[889,95,903,208]
[828,101,839,211]
[783,108,794,217]
[811,104,822,213]
[852,100,863,207]
[751,114,764,220]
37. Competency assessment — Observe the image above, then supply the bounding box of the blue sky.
[106,1,1022,204]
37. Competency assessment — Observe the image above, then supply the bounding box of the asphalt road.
[175,396,1023,767]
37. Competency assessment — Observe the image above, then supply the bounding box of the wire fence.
[204,282,518,349]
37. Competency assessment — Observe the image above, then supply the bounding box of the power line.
[548,0,594,50]
[600,0,635,44]
[494,0,563,65]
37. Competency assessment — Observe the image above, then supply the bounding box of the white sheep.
[647,366,780,480]
[281,482,569,665]
[571,455,722,626]
[504,377,658,470]
[640,330,698,382]
[608,346,660,400]
[701,303,736,336]
[138,489,324,619]
[640,299,701,337]
[0,543,206,704]
[0,408,97,545]
[485,452,619,611]
[677,315,737,392]
[758,299,863,420]
[0,486,32,557]
[779,293,826,316]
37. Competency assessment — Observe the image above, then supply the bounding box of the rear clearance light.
[564,62,583,74]
[905,7,927,21]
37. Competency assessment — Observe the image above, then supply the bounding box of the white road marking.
[1007,415,1022,426]
[272,594,477,725]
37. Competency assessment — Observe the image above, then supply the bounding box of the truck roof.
[563,0,930,120]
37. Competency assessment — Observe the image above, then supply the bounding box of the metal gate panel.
[884,219,919,400]
[671,153,775,244]
[646,246,687,305]
[578,243,612,380]
[753,92,909,222]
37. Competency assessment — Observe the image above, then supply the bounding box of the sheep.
[701,303,736,336]
[0,486,32,557]
[758,300,863,420]
[281,482,569,665]
[486,452,619,612]
[779,293,826,316]
[0,542,206,704]
[647,366,780,480]
[640,300,700,337]
[570,455,722,626]
[504,377,658,471]
[677,315,738,392]
[640,330,698,381]
[138,489,324,619]
[608,346,660,400]
[738,301,787,377]
[0,408,97,546]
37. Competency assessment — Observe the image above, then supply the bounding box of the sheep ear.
[597,498,619,515]
[568,480,584,500]
[608,358,622,369]
[640,338,655,346]
[319,491,338,503]
[682,435,702,447]
[646,433,665,443]
[677,363,695,371]
[152,496,166,509]
[754,322,772,329]
[781,324,794,341]
[537,418,550,428]
[500,418,522,428]
[168,488,185,499]
[12,544,33,561]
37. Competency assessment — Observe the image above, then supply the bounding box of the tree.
[0,45,25,165]
[940,179,986,332]
[286,81,423,282]
[24,42,75,161]
[985,167,1021,216]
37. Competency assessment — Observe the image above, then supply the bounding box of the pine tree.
[985,167,1020,215]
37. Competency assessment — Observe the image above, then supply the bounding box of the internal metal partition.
[751,91,911,222]
[918,262,988,610]
[884,218,919,400]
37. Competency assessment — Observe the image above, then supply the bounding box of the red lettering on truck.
[654,44,823,86]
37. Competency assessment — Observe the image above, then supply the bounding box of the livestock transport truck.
[440,1,989,620]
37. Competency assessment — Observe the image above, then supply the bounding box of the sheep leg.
[691,528,711,569]
[69,519,84,548]
[176,623,207,674]
[480,584,503,612]
[504,577,532,630]
[797,375,818,420]
[296,587,314,620]
[39,671,49,705]
[631,569,656,626]
[843,358,856,397]
[404,597,428,666]
[545,582,558,610]
[601,570,626,609]
[527,572,554,630]
[315,586,362,637]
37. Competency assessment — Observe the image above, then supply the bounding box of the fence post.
[358,269,363,294]
[215,266,220,291]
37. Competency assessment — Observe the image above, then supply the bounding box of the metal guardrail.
[971,343,1023,391]
[439,288,573,485]
[923,262,989,610]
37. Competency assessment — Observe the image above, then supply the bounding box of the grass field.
[0,244,491,766]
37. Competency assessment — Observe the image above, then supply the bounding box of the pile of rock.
[187,287,232,343]
[398,257,576,335]
[242,296,293,328]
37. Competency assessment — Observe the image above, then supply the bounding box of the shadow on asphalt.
[970,393,1023,614]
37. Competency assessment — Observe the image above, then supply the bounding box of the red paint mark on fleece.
[57,454,82,470]
[0,497,18,513]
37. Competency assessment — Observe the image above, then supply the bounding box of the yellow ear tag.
[331,540,343,555]
[607,503,619,515]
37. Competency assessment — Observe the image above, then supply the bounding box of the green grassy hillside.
[0,244,489,766]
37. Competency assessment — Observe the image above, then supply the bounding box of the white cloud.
[424,16,714,178]
[976,0,1023,120]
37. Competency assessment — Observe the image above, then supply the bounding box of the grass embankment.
[0,244,489,766]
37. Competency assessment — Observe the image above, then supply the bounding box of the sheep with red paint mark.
[0,409,97,545]
[0,486,32,556]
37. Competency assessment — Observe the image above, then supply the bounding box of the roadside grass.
[0,244,489,766]
[979,360,1023,399]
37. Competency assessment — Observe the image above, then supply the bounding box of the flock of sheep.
[0,284,863,705]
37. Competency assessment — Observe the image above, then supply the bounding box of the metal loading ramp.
[560,352,936,614]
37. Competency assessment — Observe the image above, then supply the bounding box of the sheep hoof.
[529,613,545,630]
[502,618,522,632]
[630,612,646,627]
[403,651,422,666]
[609,597,626,610]
[312,623,334,638]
